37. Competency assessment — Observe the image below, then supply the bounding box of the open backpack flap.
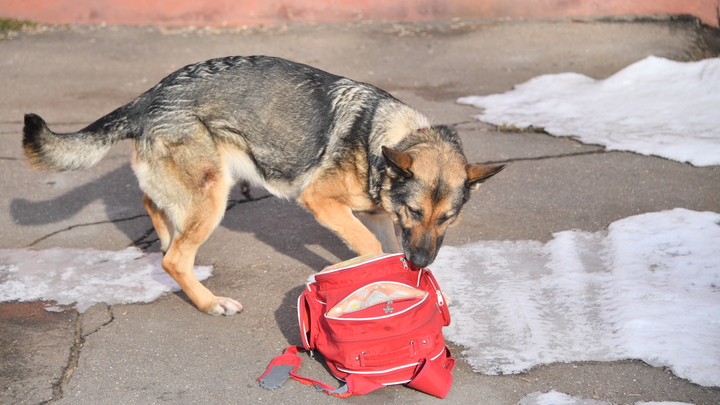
[258,253,455,398]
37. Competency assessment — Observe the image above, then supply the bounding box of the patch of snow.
[431,208,720,387]
[458,56,720,166]
[0,247,212,313]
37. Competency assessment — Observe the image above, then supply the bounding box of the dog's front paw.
[204,297,243,316]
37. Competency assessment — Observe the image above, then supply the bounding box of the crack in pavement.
[478,150,607,165]
[450,120,481,127]
[40,306,116,404]
[40,311,80,405]
[130,225,159,250]
[448,120,609,165]
[28,214,150,247]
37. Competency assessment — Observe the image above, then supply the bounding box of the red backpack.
[258,253,455,398]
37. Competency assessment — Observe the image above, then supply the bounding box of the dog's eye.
[437,213,456,225]
[407,207,423,220]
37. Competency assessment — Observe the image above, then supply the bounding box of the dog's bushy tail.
[22,103,141,171]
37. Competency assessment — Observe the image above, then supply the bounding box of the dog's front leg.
[300,194,383,256]
[355,211,401,253]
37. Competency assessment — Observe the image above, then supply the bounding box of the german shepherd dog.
[22,56,504,315]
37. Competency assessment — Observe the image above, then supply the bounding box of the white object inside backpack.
[327,282,427,318]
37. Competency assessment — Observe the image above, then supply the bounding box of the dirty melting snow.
[458,56,720,166]
[0,247,212,312]
[431,208,720,387]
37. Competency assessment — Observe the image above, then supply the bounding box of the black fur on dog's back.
[138,56,400,185]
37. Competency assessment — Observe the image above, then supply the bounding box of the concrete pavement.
[1,18,719,404]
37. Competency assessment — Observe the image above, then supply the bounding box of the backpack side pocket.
[298,291,324,350]
[421,270,451,326]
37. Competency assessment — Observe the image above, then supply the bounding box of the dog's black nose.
[406,251,432,268]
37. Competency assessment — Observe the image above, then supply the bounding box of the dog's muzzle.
[403,232,443,268]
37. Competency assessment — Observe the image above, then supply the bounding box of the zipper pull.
[400,257,408,269]
[436,290,444,306]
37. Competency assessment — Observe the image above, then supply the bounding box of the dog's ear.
[465,164,506,191]
[382,146,413,180]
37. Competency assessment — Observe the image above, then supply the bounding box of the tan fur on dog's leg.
[312,202,383,255]
[158,164,242,316]
[300,194,383,256]
[300,168,385,256]
[356,211,401,253]
[162,234,242,316]
[142,193,172,252]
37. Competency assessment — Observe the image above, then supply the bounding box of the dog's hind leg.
[142,193,172,252]
[355,211,401,253]
[160,166,243,316]
[134,134,243,315]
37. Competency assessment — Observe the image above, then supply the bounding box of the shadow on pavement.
[10,162,355,269]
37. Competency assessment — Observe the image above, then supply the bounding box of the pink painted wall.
[2,0,718,28]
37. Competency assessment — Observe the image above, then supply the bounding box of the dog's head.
[380,127,504,268]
